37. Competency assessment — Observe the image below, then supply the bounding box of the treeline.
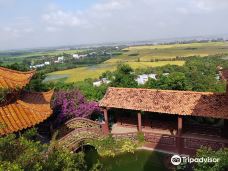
[135,53,228,63]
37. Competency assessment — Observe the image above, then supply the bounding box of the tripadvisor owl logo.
[171,155,182,165]
[170,154,219,165]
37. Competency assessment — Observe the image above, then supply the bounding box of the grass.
[47,41,228,83]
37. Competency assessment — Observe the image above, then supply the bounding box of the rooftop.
[0,90,53,135]
[0,66,53,136]
[0,67,35,90]
[99,87,228,119]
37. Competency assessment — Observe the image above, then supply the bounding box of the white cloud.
[1,0,228,50]
[192,0,228,11]
[42,10,84,27]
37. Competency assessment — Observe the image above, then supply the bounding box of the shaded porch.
[101,107,228,155]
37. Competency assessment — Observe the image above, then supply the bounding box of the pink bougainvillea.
[52,90,100,122]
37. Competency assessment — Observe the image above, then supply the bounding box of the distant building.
[44,61,50,65]
[79,54,88,58]
[58,56,64,62]
[93,78,111,87]
[136,74,157,85]
[72,54,79,59]
[163,73,170,76]
[30,64,45,69]
[89,52,96,56]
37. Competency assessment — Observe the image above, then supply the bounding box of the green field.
[0,49,84,64]
[106,42,228,62]
[46,41,228,83]
[46,61,184,83]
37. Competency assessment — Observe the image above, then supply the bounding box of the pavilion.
[0,67,53,136]
[99,70,228,154]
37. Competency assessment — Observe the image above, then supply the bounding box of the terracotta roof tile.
[0,67,35,89]
[0,91,53,135]
[99,87,228,119]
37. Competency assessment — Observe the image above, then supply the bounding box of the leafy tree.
[0,129,87,171]
[194,147,228,171]
[74,80,108,101]
[111,64,137,88]
[88,135,138,157]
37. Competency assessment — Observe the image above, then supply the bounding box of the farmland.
[46,61,184,83]
[106,41,228,63]
[46,41,228,83]
[0,49,83,64]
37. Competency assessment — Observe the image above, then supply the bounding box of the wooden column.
[137,112,142,132]
[102,108,110,134]
[178,116,183,136]
[177,116,183,154]
[223,119,228,138]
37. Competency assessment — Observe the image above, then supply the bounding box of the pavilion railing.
[144,132,177,147]
[111,131,177,147]
[181,136,228,151]
[112,132,138,140]
[111,131,228,155]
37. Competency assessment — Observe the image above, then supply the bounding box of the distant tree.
[100,71,113,80]
[145,72,190,90]
[5,63,29,71]
[111,64,137,88]
[74,80,108,101]
[160,72,190,90]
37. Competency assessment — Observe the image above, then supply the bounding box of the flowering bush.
[52,90,100,123]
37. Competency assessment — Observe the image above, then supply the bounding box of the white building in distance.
[72,54,79,59]
[93,78,111,87]
[58,56,64,62]
[136,74,157,85]
[44,61,50,65]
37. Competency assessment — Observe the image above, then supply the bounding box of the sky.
[0,0,228,50]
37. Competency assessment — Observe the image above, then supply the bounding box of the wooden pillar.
[178,116,183,136]
[102,108,110,135]
[137,112,142,132]
[177,116,183,154]
[223,119,228,138]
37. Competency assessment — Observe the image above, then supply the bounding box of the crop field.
[46,41,228,83]
[105,41,228,63]
[47,61,184,83]
[0,49,83,64]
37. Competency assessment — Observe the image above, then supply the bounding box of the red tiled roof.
[99,87,228,119]
[0,90,53,135]
[0,67,35,89]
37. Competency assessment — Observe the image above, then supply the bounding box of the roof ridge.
[107,87,223,95]
[16,100,52,113]
[0,67,36,75]
[22,90,54,95]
